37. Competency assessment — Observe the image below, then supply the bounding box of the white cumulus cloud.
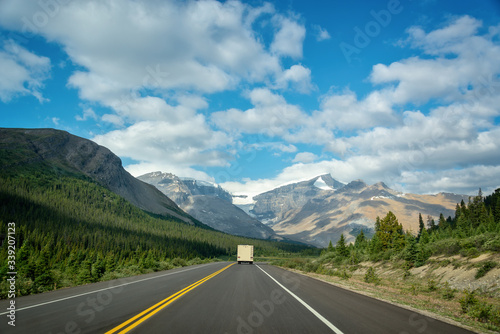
[271,15,306,59]
[0,40,50,102]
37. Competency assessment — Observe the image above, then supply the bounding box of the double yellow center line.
[105,263,235,334]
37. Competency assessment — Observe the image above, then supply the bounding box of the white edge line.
[256,264,344,334]
[0,263,214,315]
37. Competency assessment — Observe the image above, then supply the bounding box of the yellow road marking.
[105,263,235,334]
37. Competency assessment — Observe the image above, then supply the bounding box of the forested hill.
[0,128,311,298]
[0,128,195,224]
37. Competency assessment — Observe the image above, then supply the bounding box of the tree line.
[326,187,500,267]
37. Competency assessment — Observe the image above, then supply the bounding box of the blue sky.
[1,0,500,201]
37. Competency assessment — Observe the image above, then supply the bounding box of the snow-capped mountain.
[246,174,469,247]
[249,174,345,226]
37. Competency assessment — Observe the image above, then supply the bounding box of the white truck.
[237,245,254,264]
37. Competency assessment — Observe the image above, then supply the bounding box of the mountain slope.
[251,174,345,225]
[0,128,196,225]
[250,176,470,247]
[138,171,276,239]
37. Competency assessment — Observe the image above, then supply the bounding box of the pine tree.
[327,240,334,253]
[336,234,349,258]
[496,200,500,225]
[438,213,447,229]
[419,227,430,245]
[375,216,381,232]
[77,259,93,284]
[403,232,418,267]
[415,242,430,267]
[376,211,405,251]
[417,213,425,241]
[468,189,488,228]
[355,230,366,248]
[105,252,117,272]
[368,233,382,255]
[17,240,35,280]
[427,215,437,232]
[34,246,55,292]
[92,255,106,281]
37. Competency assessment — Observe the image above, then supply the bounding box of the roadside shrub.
[428,239,461,255]
[460,246,479,258]
[468,301,492,323]
[427,279,438,292]
[460,239,476,250]
[441,282,457,300]
[364,267,380,285]
[467,234,494,250]
[490,306,500,327]
[171,257,187,267]
[475,261,497,279]
[410,283,418,296]
[402,269,411,280]
[335,267,351,280]
[368,252,382,262]
[283,258,307,270]
[315,264,326,274]
[402,261,412,279]
[157,261,174,271]
[452,259,462,269]
[323,268,335,276]
[348,251,361,265]
[304,261,319,273]
[483,236,500,252]
[318,251,336,263]
[459,289,479,313]
[187,257,203,265]
[439,259,451,267]
[381,249,394,261]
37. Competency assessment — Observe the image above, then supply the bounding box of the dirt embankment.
[407,253,500,296]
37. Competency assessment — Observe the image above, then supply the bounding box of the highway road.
[0,262,476,334]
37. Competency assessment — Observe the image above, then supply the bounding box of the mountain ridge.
[138,171,277,239]
[250,174,346,225]
[246,174,470,247]
[0,128,198,225]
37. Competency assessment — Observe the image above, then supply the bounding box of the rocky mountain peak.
[138,171,275,239]
[180,178,232,203]
[340,179,367,192]
[314,174,345,190]
[247,174,470,247]
[373,181,390,189]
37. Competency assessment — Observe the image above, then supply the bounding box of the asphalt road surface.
[0,262,476,334]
